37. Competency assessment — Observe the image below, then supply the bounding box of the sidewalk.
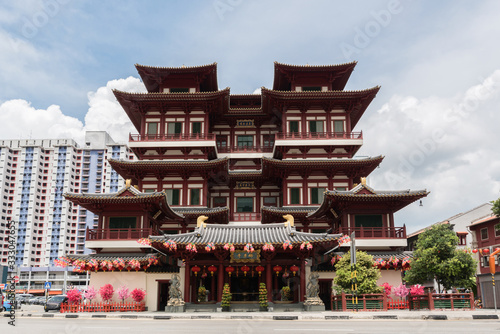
[6,309,499,321]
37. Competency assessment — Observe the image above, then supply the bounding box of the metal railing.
[334,226,406,239]
[216,145,274,153]
[130,133,215,141]
[276,131,362,140]
[86,228,155,240]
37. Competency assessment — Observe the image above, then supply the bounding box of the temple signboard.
[230,250,261,263]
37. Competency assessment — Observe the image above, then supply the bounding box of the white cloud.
[0,99,84,143]
[358,69,500,231]
[84,76,146,143]
[0,76,146,146]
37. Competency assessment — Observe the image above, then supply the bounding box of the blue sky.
[1,0,500,232]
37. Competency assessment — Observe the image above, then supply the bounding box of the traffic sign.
[44,282,52,290]
[12,275,19,283]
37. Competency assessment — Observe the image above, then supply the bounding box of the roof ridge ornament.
[283,214,294,227]
[197,215,208,228]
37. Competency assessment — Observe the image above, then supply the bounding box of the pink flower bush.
[393,284,409,299]
[99,284,115,302]
[130,288,146,303]
[118,286,129,303]
[410,284,424,295]
[381,282,393,296]
[67,288,82,305]
[83,286,97,303]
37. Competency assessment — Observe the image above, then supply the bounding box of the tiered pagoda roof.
[273,61,357,91]
[108,157,229,181]
[150,222,341,247]
[261,156,384,178]
[309,183,429,220]
[113,88,230,132]
[135,62,218,93]
[261,86,380,129]
[64,184,183,220]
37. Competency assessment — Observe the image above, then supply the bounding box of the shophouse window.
[190,189,200,205]
[170,88,189,93]
[496,224,500,237]
[109,217,136,229]
[166,189,180,205]
[309,121,323,133]
[263,197,277,206]
[213,197,226,207]
[146,123,158,136]
[355,215,383,228]
[167,122,182,135]
[236,197,253,212]
[237,135,253,148]
[289,121,299,133]
[302,86,322,92]
[290,188,301,204]
[310,187,325,204]
[481,228,488,240]
[334,120,344,133]
[192,122,202,134]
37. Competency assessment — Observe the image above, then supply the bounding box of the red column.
[211,272,216,301]
[266,262,272,302]
[299,260,306,302]
[184,263,190,303]
[217,263,224,302]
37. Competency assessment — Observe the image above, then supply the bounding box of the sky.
[1,0,499,233]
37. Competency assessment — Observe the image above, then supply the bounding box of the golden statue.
[197,215,209,227]
[283,214,294,226]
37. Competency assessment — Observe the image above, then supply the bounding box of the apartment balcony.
[334,225,407,249]
[85,228,158,251]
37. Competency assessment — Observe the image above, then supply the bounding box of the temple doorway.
[230,275,259,301]
[157,280,170,311]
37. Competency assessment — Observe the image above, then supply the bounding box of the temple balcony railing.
[86,228,157,241]
[275,131,363,141]
[130,133,216,142]
[334,226,406,239]
[231,212,261,222]
[216,145,274,153]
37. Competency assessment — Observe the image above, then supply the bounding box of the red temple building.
[63,62,428,311]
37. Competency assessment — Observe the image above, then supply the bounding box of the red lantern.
[225,266,235,277]
[290,265,299,276]
[273,265,282,276]
[472,249,478,254]
[241,265,250,276]
[483,248,490,254]
[255,265,265,276]
[208,265,217,276]
[191,265,201,276]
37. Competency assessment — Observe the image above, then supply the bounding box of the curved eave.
[64,190,184,220]
[261,206,318,224]
[172,207,229,224]
[108,157,229,180]
[135,62,218,93]
[273,61,358,91]
[308,190,430,218]
[262,156,384,176]
[149,223,341,246]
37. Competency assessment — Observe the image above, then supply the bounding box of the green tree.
[332,251,381,294]
[492,198,500,231]
[404,224,476,291]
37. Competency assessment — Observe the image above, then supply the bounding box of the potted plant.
[198,285,207,303]
[259,283,268,311]
[280,286,291,301]
[221,283,231,311]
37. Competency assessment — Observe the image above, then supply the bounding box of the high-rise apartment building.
[0,131,133,293]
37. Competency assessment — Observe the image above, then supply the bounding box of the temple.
[63,61,428,311]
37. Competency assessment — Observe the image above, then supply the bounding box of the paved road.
[1,318,500,334]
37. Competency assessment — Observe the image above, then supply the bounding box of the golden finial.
[125,179,131,187]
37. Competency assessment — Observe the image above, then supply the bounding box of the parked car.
[28,296,39,305]
[44,295,67,312]
[35,296,47,305]
[16,294,34,304]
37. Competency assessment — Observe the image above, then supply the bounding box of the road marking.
[274,330,354,332]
